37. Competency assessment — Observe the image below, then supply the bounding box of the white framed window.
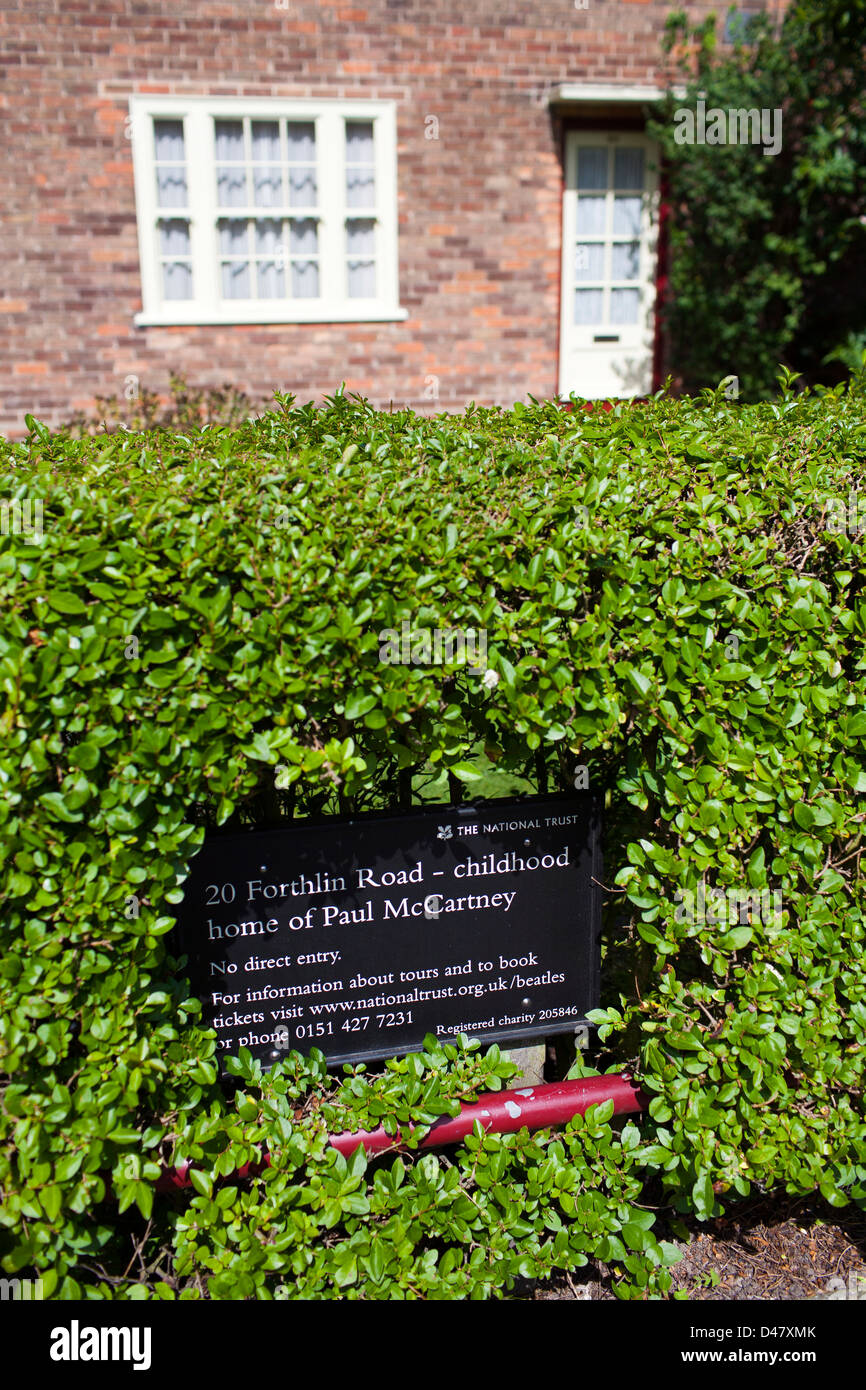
[129,96,405,325]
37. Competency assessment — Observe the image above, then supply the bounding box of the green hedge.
[1,376,865,1299]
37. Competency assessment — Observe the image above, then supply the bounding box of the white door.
[558,131,659,400]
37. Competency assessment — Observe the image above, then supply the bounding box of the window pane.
[158,219,191,255]
[257,261,286,299]
[251,120,280,162]
[161,219,193,255]
[575,243,604,279]
[158,216,192,301]
[346,167,375,208]
[576,195,606,235]
[255,218,283,254]
[346,120,374,163]
[289,166,317,206]
[611,288,640,324]
[347,260,376,296]
[162,261,193,299]
[287,121,315,162]
[347,218,376,296]
[290,218,318,254]
[613,195,642,236]
[614,147,644,189]
[574,288,603,325]
[346,120,375,207]
[217,166,247,207]
[346,218,376,255]
[215,120,244,161]
[221,260,251,298]
[218,219,249,254]
[253,167,283,207]
[153,119,185,162]
[577,147,607,190]
[156,167,188,208]
[292,259,319,298]
[611,241,640,280]
[287,121,317,208]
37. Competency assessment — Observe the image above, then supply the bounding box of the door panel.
[559,131,659,400]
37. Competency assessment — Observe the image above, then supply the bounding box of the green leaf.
[619,663,652,698]
[692,1173,715,1220]
[133,1182,154,1220]
[363,1244,386,1284]
[38,793,84,824]
[718,927,752,950]
[189,1168,213,1199]
[45,590,87,615]
[449,761,483,783]
[344,691,377,720]
[40,1185,62,1221]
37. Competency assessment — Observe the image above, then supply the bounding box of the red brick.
[0,0,776,438]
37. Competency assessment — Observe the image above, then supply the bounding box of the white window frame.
[129,96,406,325]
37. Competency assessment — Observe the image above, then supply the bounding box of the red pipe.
[156,1075,646,1191]
[331,1073,645,1155]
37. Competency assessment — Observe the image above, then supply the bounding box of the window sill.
[134,304,409,327]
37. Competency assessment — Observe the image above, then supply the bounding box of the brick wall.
[0,0,755,437]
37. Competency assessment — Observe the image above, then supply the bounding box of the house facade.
[1,0,756,437]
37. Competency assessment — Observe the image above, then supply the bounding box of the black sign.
[175,793,601,1068]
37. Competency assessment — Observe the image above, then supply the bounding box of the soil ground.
[530,1193,866,1300]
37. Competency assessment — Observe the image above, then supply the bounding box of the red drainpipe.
[156,1075,646,1191]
